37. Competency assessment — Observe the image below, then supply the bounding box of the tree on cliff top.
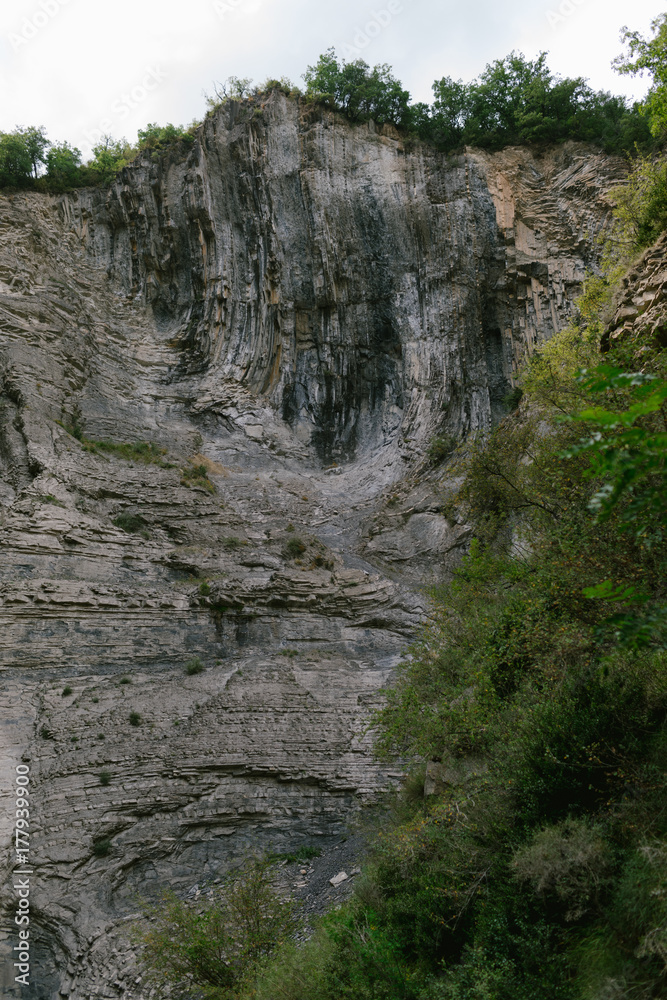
[304,48,412,126]
[429,50,650,152]
[614,13,667,137]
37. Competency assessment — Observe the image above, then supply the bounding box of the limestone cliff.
[0,92,625,997]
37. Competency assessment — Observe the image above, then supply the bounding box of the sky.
[0,0,665,158]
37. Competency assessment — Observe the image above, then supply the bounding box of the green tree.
[136,121,194,152]
[205,75,254,111]
[614,13,667,137]
[565,367,667,541]
[0,131,33,186]
[429,76,470,149]
[138,861,297,998]
[45,141,82,191]
[18,125,49,177]
[465,51,554,146]
[0,125,50,187]
[304,49,412,126]
[86,136,133,184]
[429,52,650,153]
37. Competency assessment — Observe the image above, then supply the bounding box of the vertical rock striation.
[0,92,625,996]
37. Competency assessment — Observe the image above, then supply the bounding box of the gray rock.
[329,871,349,887]
[0,93,624,996]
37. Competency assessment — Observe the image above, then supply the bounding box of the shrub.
[93,838,111,857]
[247,931,336,1000]
[186,657,204,676]
[511,819,612,921]
[427,434,457,465]
[119,676,131,685]
[136,122,194,153]
[99,771,111,786]
[180,462,216,493]
[113,512,147,535]
[258,77,295,96]
[199,581,211,596]
[611,154,667,252]
[84,438,170,465]
[223,536,243,550]
[284,537,307,559]
[61,685,73,697]
[138,861,298,997]
[204,76,254,111]
[85,136,136,185]
[129,711,142,727]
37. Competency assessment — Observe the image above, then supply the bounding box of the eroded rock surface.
[0,93,624,997]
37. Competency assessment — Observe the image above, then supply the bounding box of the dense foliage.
[0,15,658,193]
[304,48,650,154]
[0,122,195,191]
[303,49,412,126]
[138,861,297,998]
[614,12,667,138]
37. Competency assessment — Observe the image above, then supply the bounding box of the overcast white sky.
[0,0,665,158]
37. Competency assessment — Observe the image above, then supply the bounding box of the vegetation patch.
[284,537,307,559]
[222,536,244,550]
[180,462,216,493]
[82,439,172,466]
[426,433,457,465]
[136,861,297,997]
[112,512,148,537]
[2,16,660,195]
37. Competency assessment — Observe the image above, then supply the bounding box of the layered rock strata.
[0,92,625,997]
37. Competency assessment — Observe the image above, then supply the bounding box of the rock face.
[0,92,625,997]
[603,230,667,355]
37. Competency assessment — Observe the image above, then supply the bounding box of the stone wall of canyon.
[0,92,625,997]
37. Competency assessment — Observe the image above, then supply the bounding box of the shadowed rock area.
[0,93,625,997]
